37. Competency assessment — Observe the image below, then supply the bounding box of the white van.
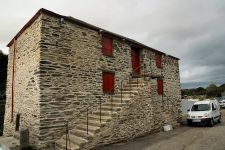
[187,100,221,126]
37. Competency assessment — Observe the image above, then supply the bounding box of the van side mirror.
[187,109,190,112]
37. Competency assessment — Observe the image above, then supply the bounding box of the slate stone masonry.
[4,9,181,149]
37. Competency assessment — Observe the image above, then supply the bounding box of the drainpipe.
[11,38,16,122]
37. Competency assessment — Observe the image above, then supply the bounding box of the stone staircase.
[55,77,146,150]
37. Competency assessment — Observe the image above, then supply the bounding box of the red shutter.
[156,54,162,68]
[102,36,112,56]
[103,72,115,93]
[157,79,163,95]
[131,48,140,75]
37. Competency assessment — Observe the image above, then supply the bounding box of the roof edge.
[7,8,179,60]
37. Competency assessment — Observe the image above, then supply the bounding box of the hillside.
[182,83,225,98]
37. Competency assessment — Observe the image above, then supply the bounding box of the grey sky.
[0,0,225,88]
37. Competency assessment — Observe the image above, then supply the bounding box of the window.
[155,53,162,68]
[102,35,113,56]
[191,104,210,111]
[102,72,115,93]
[212,103,216,110]
[157,79,163,95]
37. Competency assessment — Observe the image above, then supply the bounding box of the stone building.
[4,8,181,150]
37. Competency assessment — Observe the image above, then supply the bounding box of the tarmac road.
[97,110,225,150]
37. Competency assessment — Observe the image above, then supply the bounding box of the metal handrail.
[67,64,153,137]
[105,64,145,115]
[99,97,102,123]
[108,64,145,94]
[87,107,89,135]
[86,96,102,135]
[65,121,71,150]
[63,62,164,144]
[64,63,161,141]
[107,64,145,95]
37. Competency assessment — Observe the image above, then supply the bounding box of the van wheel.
[187,122,192,126]
[209,119,214,127]
[218,118,221,123]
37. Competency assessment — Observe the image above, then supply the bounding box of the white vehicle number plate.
[192,119,201,122]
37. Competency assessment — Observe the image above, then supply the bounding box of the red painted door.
[157,79,163,95]
[156,53,162,68]
[131,48,140,75]
[103,72,115,93]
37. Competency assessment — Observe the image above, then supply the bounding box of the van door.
[212,103,219,121]
[212,103,216,121]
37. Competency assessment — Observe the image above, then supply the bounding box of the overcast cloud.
[0,0,225,88]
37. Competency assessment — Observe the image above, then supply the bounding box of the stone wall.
[4,10,181,149]
[162,55,182,124]
[3,15,42,147]
[38,13,133,148]
[82,80,153,150]
[37,12,180,148]
[81,56,181,150]
[79,78,176,150]
[141,49,181,126]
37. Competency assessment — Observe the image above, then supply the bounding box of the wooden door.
[103,72,115,93]
[131,48,140,75]
[157,79,163,95]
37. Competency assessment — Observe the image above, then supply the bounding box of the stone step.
[76,124,100,134]
[100,105,122,111]
[70,128,94,140]
[13,131,20,140]
[111,97,131,102]
[88,114,112,122]
[55,138,80,150]
[113,93,135,98]
[80,119,107,128]
[55,78,146,150]
[121,87,139,91]
[113,97,131,100]
[129,80,145,84]
[117,90,138,94]
[125,83,145,88]
[130,77,145,82]
[93,110,117,116]
[103,102,126,107]
[105,100,129,106]
[62,134,88,146]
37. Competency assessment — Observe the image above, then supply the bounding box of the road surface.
[97,110,225,150]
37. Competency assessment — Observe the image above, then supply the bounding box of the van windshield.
[191,104,210,111]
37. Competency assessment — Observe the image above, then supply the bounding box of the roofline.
[7,8,179,60]
[7,9,42,47]
[194,100,215,104]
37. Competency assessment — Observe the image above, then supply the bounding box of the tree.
[194,87,206,95]
[0,50,8,99]
[181,83,225,98]
[206,83,220,98]
[0,49,7,135]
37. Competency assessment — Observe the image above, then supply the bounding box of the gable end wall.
[3,15,42,147]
